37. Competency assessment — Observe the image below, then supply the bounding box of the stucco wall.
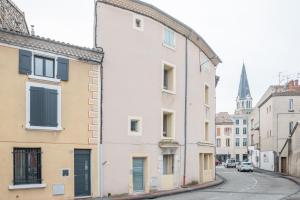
[97,3,216,196]
[0,45,99,199]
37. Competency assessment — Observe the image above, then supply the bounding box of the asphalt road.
[156,166,300,200]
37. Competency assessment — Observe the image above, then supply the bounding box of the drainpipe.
[94,0,105,198]
[183,36,188,186]
[258,107,261,169]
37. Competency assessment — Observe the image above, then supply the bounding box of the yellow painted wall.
[0,45,99,199]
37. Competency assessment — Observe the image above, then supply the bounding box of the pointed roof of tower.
[238,63,251,99]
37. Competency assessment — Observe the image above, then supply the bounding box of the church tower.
[235,63,252,114]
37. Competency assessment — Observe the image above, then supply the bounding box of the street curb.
[254,168,300,186]
[111,174,225,200]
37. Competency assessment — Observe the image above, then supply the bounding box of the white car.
[237,162,254,172]
[224,159,236,168]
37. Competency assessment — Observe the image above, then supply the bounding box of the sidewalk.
[254,168,300,185]
[91,175,224,200]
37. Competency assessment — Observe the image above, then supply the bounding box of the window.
[13,148,41,185]
[289,99,294,111]
[236,128,240,135]
[216,128,221,136]
[204,154,212,170]
[162,110,175,138]
[243,127,247,135]
[236,138,240,147]
[163,154,174,175]
[236,119,239,125]
[216,138,221,147]
[226,138,230,147]
[162,63,175,93]
[163,28,176,48]
[243,120,247,125]
[205,122,209,141]
[26,82,61,130]
[34,56,55,78]
[204,85,209,105]
[133,15,144,31]
[128,116,142,135]
[236,154,240,161]
[224,127,231,136]
[243,138,247,147]
[251,119,254,129]
[251,134,254,145]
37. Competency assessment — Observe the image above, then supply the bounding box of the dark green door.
[133,158,145,192]
[74,149,91,197]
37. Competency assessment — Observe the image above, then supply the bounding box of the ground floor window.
[243,154,248,161]
[204,154,213,170]
[13,148,42,185]
[163,154,174,175]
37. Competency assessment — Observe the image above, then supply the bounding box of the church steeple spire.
[235,63,252,114]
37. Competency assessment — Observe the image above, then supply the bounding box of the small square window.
[131,120,139,132]
[128,117,142,135]
[62,169,69,177]
[133,15,144,31]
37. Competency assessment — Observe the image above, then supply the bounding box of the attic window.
[133,15,144,31]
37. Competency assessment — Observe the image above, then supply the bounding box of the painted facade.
[250,80,300,174]
[95,0,221,196]
[0,28,103,199]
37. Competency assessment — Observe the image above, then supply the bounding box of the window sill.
[9,183,47,190]
[288,110,295,112]
[26,125,63,132]
[28,75,60,84]
[128,132,142,136]
[162,89,176,95]
[162,43,176,51]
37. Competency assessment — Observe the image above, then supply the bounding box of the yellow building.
[0,2,104,199]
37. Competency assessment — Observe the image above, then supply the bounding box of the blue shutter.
[45,89,58,127]
[30,87,45,126]
[57,57,69,81]
[132,158,144,192]
[19,49,32,74]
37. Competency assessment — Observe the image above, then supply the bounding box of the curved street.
[156,167,300,200]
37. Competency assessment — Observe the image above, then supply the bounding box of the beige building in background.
[250,80,300,174]
[0,1,104,199]
[216,112,234,162]
[95,0,221,196]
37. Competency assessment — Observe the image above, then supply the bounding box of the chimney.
[30,25,35,36]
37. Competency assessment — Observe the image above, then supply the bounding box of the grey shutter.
[57,57,69,81]
[19,49,32,74]
[30,87,45,126]
[45,89,58,127]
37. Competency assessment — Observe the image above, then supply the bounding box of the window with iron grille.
[13,148,42,185]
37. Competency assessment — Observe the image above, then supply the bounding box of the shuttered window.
[26,82,61,130]
[19,50,69,81]
[29,86,58,127]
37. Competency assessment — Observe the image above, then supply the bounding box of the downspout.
[94,0,105,198]
[258,107,261,169]
[183,36,188,186]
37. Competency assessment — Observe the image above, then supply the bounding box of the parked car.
[237,162,254,172]
[225,159,236,168]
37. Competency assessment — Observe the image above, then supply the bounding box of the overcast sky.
[13,0,300,114]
